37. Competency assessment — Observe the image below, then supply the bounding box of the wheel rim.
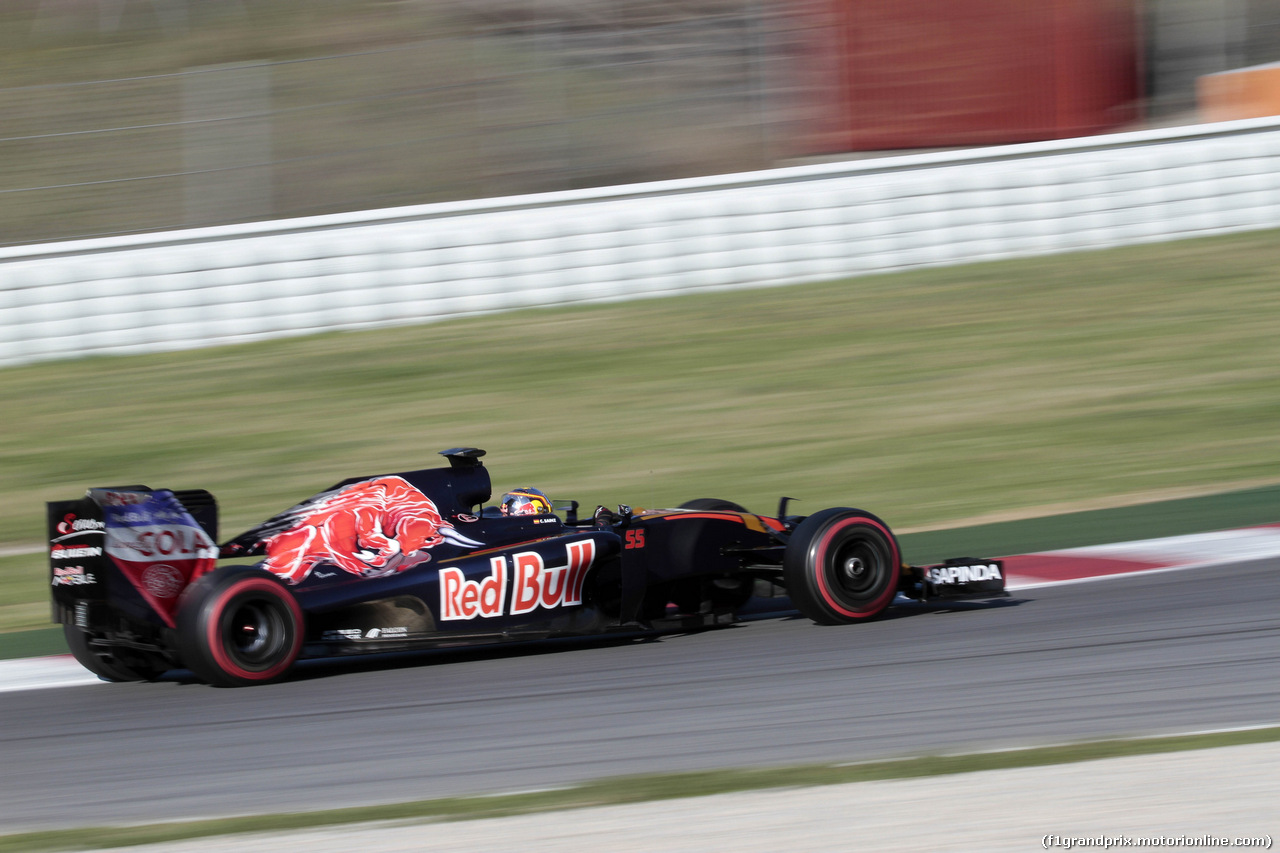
[222,596,290,671]
[832,537,887,601]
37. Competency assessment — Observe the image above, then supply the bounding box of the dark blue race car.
[48,448,1005,686]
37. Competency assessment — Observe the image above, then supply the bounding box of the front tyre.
[783,508,902,625]
[176,568,303,687]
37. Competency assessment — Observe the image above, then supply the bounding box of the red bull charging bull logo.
[260,476,480,584]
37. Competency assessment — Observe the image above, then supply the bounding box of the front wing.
[905,558,1008,601]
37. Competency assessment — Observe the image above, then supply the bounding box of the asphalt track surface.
[3,558,1278,833]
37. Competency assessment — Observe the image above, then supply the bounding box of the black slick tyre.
[176,567,303,687]
[783,508,902,625]
[63,624,168,682]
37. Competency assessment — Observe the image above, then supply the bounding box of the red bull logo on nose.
[261,476,479,584]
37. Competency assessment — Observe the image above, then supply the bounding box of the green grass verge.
[0,626,61,660]
[0,552,49,638]
[3,725,1277,852]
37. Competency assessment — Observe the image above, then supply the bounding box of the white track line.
[1004,524,1280,590]
[1035,525,1280,565]
[0,654,103,692]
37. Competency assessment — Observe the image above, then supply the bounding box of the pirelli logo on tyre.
[439,541,595,621]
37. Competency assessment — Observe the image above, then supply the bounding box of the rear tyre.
[176,568,303,687]
[63,624,168,682]
[678,498,748,512]
[783,508,901,625]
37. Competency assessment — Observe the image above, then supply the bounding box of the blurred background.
[3,6,1280,836]
[4,0,1280,248]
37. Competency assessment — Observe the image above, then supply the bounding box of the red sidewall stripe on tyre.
[204,577,303,682]
[812,516,900,619]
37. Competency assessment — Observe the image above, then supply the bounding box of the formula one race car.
[48,448,1006,686]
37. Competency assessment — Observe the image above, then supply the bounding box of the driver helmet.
[501,487,553,516]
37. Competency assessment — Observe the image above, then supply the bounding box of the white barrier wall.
[3,117,1280,366]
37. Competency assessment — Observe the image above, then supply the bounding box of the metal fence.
[0,1,808,247]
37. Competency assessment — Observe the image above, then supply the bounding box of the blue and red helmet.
[501,487,553,516]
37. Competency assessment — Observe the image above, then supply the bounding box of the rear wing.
[49,488,219,629]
